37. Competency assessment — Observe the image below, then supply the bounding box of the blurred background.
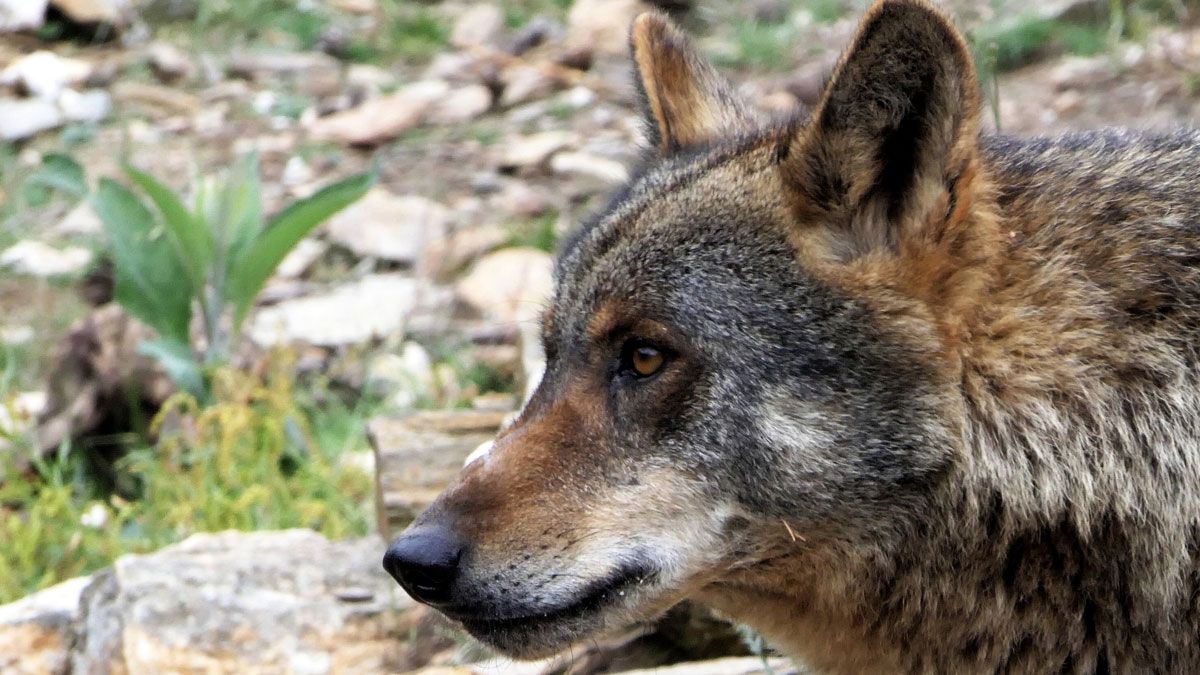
[0,0,1197,672]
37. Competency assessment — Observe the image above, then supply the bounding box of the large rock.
[456,248,554,324]
[565,0,653,57]
[70,530,413,674]
[325,189,449,265]
[248,274,452,347]
[0,576,91,675]
[310,80,450,146]
[0,0,49,32]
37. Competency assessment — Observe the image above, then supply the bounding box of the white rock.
[0,98,64,141]
[450,4,505,49]
[0,241,91,277]
[0,0,49,32]
[550,151,630,184]
[274,237,326,279]
[309,80,450,146]
[51,0,130,24]
[325,189,448,264]
[0,51,93,100]
[499,64,559,107]
[56,202,103,235]
[427,84,492,125]
[281,155,314,187]
[499,130,577,172]
[456,247,554,324]
[57,88,111,124]
[249,274,439,347]
[0,575,91,675]
[0,325,34,346]
[367,342,436,404]
[565,0,651,57]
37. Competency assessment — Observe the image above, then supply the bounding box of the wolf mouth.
[449,564,658,636]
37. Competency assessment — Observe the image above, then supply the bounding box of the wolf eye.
[620,341,666,378]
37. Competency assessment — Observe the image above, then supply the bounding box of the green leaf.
[139,339,205,400]
[227,171,375,327]
[92,179,194,344]
[221,153,264,268]
[124,165,212,292]
[27,153,87,198]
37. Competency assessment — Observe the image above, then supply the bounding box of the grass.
[506,212,558,253]
[0,353,376,604]
[970,15,1108,73]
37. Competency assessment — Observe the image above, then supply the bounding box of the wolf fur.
[387,1,1200,671]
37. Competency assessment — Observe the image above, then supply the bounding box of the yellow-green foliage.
[0,355,372,604]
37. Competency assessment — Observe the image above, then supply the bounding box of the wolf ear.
[631,13,759,154]
[782,0,982,257]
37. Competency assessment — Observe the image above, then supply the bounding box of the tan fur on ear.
[631,12,759,153]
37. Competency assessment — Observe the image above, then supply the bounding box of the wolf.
[384,0,1200,671]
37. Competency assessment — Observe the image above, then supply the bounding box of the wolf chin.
[384,1,1200,671]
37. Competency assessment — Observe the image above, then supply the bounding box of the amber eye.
[622,342,666,378]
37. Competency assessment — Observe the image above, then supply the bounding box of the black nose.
[382,526,465,604]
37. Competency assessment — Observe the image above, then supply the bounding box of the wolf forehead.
[548,134,803,337]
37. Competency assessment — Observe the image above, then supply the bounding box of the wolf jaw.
[384,0,1200,671]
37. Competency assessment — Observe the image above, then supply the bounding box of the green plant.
[506,212,558,252]
[91,155,374,400]
[0,356,373,604]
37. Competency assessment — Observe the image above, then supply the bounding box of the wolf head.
[385,0,994,657]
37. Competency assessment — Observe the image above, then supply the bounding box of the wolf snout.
[383,525,466,604]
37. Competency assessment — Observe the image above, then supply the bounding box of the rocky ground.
[0,0,1198,673]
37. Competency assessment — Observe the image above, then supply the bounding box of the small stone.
[508,16,564,56]
[421,224,509,280]
[248,274,448,347]
[113,81,201,116]
[281,156,314,187]
[0,241,91,277]
[57,88,111,124]
[274,237,326,279]
[0,576,91,675]
[498,130,577,173]
[0,325,34,346]
[450,4,505,50]
[0,51,93,100]
[309,80,450,146]
[1053,90,1084,117]
[51,0,129,25]
[0,98,63,141]
[499,64,560,107]
[550,151,629,185]
[456,247,554,324]
[565,0,652,57]
[426,84,492,125]
[494,181,552,218]
[325,189,449,265]
[146,42,194,83]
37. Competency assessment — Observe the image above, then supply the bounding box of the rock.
[50,0,130,25]
[146,42,194,83]
[274,237,327,278]
[565,0,652,58]
[248,274,450,347]
[499,64,560,107]
[494,181,552,218]
[227,50,341,81]
[0,98,64,141]
[456,248,554,324]
[369,410,510,537]
[450,4,505,49]
[426,84,492,125]
[0,0,49,32]
[71,530,414,674]
[56,88,111,124]
[0,241,91,277]
[0,51,93,100]
[331,0,376,13]
[550,151,630,185]
[617,657,799,675]
[1053,90,1084,117]
[421,224,509,281]
[498,130,577,173]
[325,189,449,265]
[309,80,450,146]
[0,576,91,675]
